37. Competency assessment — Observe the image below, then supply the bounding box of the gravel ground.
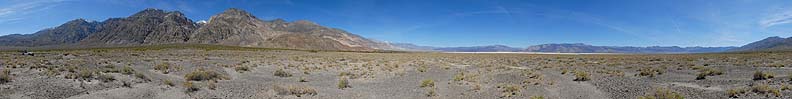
[1,48,792,99]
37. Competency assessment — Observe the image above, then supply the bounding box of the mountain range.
[0,8,397,51]
[0,8,790,53]
[391,43,737,53]
[729,36,792,52]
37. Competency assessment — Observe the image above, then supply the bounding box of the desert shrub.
[274,85,318,97]
[184,68,225,81]
[154,63,171,74]
[753,71,774,80]
[417,66,428,72]
[752,84,781,97]
[120,66,135,75]
[274,69,292,77]
[135,72,150,81]
[97,73,115,82]
[695,72,707,80]
[561,68,568,74]
[234,66,249,73]
[782,84,791,91]
[530,96,545,99]
[638,67,662,77]
[0,69,11,84]
[299,77,308,82]
[638,88,684,99]
[695,67,723,80]
[208,81,217,90]
[338,77,350,89]
[164,79,174,86]
[184,81,198,92]
[67,69,96,81]
[420,79,435,88]
[727,87,747,98]
[453,72,465,81]
[574,71,590,81]
[498,84,521,98]
[45,68,60,77]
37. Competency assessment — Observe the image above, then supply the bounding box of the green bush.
[420,79,435,88]
[338,77,350,89]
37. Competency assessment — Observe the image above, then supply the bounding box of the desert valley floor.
[1,45,792,99]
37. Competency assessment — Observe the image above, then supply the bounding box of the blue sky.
[1,0,791,47]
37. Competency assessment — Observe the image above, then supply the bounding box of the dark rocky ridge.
[0,19,100,47]
[0,8,397,51]
[80,8,197,45]
[730,36,792,51]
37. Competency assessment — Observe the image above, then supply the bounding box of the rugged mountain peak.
[131,8,168,17]
[63,18,91,26]
[217,8,255,18]
[763,36,786,41]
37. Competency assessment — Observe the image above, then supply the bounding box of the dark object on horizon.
[19,50,34,56]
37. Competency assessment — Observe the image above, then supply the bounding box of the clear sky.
[1,0,791,47]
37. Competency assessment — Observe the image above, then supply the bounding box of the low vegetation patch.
[184,68,226,81]
[753,71,774,80]
[637,67,664,77]
[97,73,115,82]
[274,69,292,77]
[420,79,435,88]
[497,84,521,98]
[417,66,428,72]
[184,81,198,92]
[530,96,545,99]
[234,66,250,73]
[752,84,781,97]
[727,87,747,98]
[574,71,590,81]
[695,67,723,80]
[164,79,174,86]
[338,77,351,89]
[154,63,180,74]
[135,72,149,81]
[274,85,318,97]
[638,87,684,99]
[120,66,135,75]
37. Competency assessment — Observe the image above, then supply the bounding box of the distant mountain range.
[392,43,736,53]
[0,8,398,51]
[523,43,735,53]
[0,8,790,53]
